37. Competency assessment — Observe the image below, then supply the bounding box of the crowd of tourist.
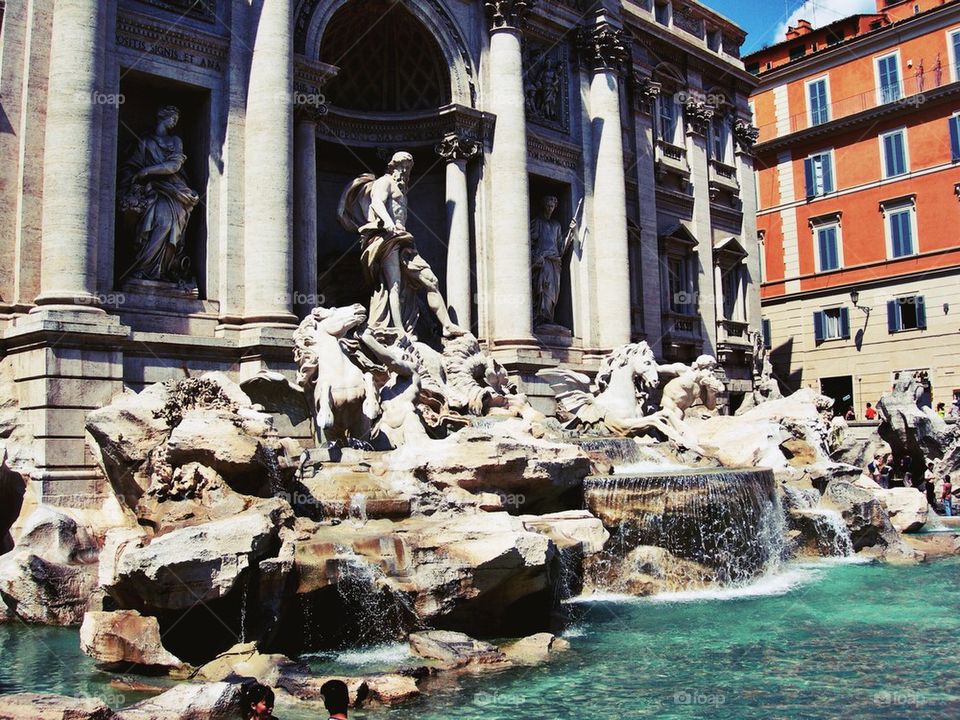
[865,454,959,516]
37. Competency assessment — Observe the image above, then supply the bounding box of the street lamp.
[850,289,870,315]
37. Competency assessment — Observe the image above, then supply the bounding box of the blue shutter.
[840,307,851,339]
[883,134,894,176]
[916,296,927,330]
[822,154,834,193]
[896,212,913,256]
[887,300,899,333]
[814,311,825,344]
[804,158,815,198]
[762,318,772,349]
[894,132,906,175]
[950,116,960,163]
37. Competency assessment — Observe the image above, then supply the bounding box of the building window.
[807,78,830,126]
[655,1,670,26]
[761,318,772,349]
[951,29,960,79]
[711,118,731,164]
[880,128,908,178]
[826,27,845,46]
[667,256,697,315]
[876,52,902,104]
[814,222,842,272]
[790,45,806,61]
[814,307,850,344]
[887,296,927,332]
[804,151,834,198]
[659,96,680,145]
[883,202,917,258]
[950,114,960,163]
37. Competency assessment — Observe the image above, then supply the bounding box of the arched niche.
[297,0,476,108]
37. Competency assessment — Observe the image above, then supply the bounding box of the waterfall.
[584,467,786,587]
[239,583,248,643]
[806,509,854,557]
[349,493,368,528]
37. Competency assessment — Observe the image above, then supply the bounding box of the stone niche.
[529,174,575,340]
[115,72,210,300]
[316,142,450,339]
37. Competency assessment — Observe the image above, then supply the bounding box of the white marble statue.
[338,152,465,340]
[118,105,199,285]
[531,195,578,330]
[538,343,724,447]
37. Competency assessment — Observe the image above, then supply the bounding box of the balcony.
[757,63,959,145]
[718,319,751,345]
[662,311,702,345]
[708,159,740,199]
[655,140,691,179]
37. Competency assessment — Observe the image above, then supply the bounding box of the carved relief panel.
[523,38,571,134]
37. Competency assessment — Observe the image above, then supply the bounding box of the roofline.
[748,1,960,87]
[742,14,886,63]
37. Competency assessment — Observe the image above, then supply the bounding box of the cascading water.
[349,493,368,528]
[583,467,786,588]
[803,509,854,557]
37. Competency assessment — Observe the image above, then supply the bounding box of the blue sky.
[705,0,878,54]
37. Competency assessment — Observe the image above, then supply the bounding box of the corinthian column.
[436,133,480,331]
[483,0,534,346]
[243,0,296,326]
[580,18,630,349]
[36,0,106,309]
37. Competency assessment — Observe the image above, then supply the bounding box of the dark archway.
[319,0,451,113]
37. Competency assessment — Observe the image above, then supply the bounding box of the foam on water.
[644,566,819,603]
[302,642,412,668]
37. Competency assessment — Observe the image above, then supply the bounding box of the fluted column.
[294,110,318,319]
[36,0,106,309]
[244,0,296,326]
[436,133,480,331]
[581,19,630,348]
[483,0,534,345]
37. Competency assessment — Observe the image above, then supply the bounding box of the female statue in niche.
[118,105,199,285]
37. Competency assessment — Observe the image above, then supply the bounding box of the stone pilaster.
[294,109,318,320]
[482,0,535,346]
[243,0,296,326]
[735,119,762,330]
[36,0,106,309]
[436,133,480,332]
[580,18,631,350]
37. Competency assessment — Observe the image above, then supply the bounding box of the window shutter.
[894,132,905,174]
[804,158,815,198]
[840,307,851,339]
[822,154,834,193]
[814,311,825,344]
[950,117,960,163]
[887,300,899,333]
[883,134,894,176]
[916,296,927,330]
[762,318,772,349]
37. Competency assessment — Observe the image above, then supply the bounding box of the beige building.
[0,0,761,504]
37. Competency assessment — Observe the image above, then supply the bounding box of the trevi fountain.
[1,153,959,719]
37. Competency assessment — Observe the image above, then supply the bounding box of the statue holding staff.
[531,195,580,329]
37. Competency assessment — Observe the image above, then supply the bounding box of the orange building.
[745,0,960,417]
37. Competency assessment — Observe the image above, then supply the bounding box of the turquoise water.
[3,559,960,719]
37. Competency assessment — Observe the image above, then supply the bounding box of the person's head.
[321,679,350,717]
[242,682,275,720]
[938,402,946,410]
[541,195,559,217]
[866,402,872,409]
[157,104,180,131]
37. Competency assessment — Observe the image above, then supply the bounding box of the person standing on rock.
[942,476,954,517]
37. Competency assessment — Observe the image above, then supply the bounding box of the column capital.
[435,133,481,163]
[683,96,714,136]
[483,0,534,32]
[578,21,628,74]
[733,118,760,155]
[631,73,662,114]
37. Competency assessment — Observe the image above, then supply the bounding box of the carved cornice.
[484,0,534,32]
[315,104,493,148]
[133,0,215,23]
[293,56,338,122]
[578,21,628,74]
[733,118,760,154]
[683,97,714,136]
[116,10,228,72]
[527,133,581,171]
[435,133,481,163]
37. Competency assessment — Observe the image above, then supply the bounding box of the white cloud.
[775,0,878,43]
